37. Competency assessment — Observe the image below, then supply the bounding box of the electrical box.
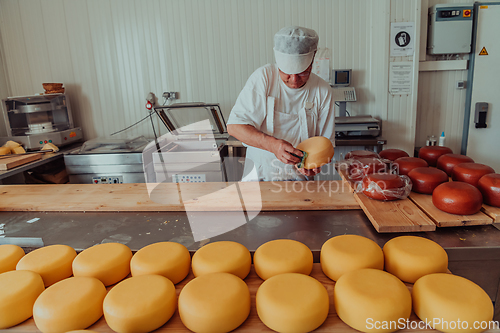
[427,4,473,55]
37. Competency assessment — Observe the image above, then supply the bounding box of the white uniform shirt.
[228,64,335,181]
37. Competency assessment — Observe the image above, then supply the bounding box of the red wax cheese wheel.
[347,157,387,181]
[452,163,495,187]
[362,173,407,201]
[478,173,500,207]
[378,149,409,161]
[418,146,453,167]
[394,157,428,176]
[408,167,449,194]
[436,154,474,176]
[432,182,483,215]
[345,150,379,160]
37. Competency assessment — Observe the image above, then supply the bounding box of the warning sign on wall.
[479,47,488,56]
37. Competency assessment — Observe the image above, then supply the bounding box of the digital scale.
[0,94,82,149]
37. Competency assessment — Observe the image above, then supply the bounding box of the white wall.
[0,0,421,155]
[416,0,499,154]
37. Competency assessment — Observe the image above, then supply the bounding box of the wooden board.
[482,204,500,223]
[409,192,493,227]
[0,181,360,212]
[5,264,450,333]
[354,193,436,232]
[0,153,42,170]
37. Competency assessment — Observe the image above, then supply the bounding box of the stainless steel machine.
[335,115,381,138]
[1,94,82,149]
[64,136,149,184]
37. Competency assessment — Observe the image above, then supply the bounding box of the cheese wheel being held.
[452,162,495,187]
[253,239,313,280]
[347,157,387,181]
[256,273,329,333]
[130,241,190,284]
[0,270,45,329]
[432,182,483,215]
[436,154,474,176]
[16,244,76,287]
[378,149,409,161]
[407,167,448,194]
[334,268,411,333]
[394,157,428,176]
[103,275,177,333]
[191,241,251,279]
[383,236,448,283]
[321,234,384,281]
[296,136,334,169]
[33,277,106,333]
[0,244,25,274]
[418,146,453,167]
[72,242,132,286]
[478,173,500,207]
[412,273,493,333]
[362,173,410,201]
[178,272,250,333]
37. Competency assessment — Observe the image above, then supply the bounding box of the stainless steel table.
[0,143,82,183]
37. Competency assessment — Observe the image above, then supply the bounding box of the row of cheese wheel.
[0,235,495,333]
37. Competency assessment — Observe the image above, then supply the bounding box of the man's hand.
[270,139,304,165]
[297,166,321,177]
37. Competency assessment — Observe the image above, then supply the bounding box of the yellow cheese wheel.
[178,272,250,333]
[130,241,190,284]
[320,235,384,281]
[66,331,100,333]
[0,244,25,274]
[413,273,493,333]
[383,236,448,283]
[296,136,334,169]
[191,241,251,279]
[16,244,77,287]
[12,146,26,154]
[256,273,329,333]
[72,242,132,286]
[253,239,313,280]
[0,146,11,155]
[0,270,45,329]
[103,275,177,333]
[33,276,106,333]
[334,268,411,333]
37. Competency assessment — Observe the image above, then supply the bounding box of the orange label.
[69,131,76,138]
[480,6,488,9]
[463,9,471,17]
[479,47,488,56]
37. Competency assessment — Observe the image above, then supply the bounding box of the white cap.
[273,26,319,75]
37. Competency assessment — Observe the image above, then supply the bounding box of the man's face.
[278,64,312,89]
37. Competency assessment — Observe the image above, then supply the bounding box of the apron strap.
[266,97,275,136]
